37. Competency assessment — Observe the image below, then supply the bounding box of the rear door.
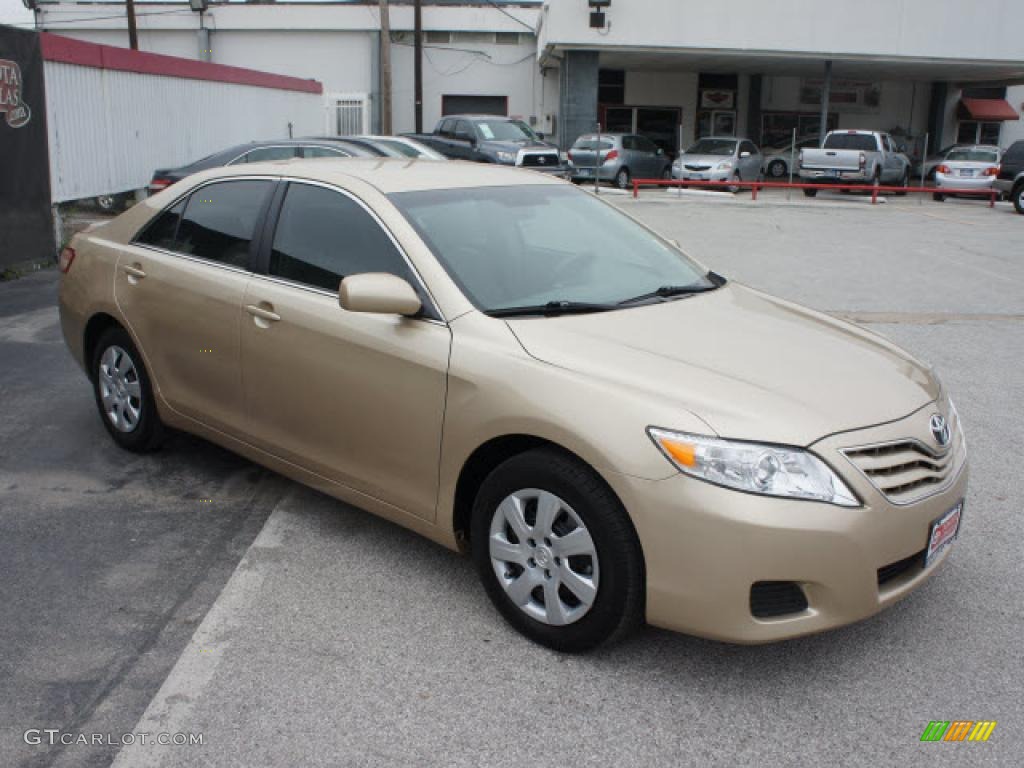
[240,180,451,520]
[115,178,275,435]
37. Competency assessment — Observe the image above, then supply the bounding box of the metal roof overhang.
[544,45,1024,85]
[958,98,1020,121]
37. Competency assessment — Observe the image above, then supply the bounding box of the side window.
[269,183,416,293]
[175,180,272,268]
[622,136,636,151]
[741,141,757,155]
[439,119,454,137]
[303,146,349,158]
[135,199,186,250]
[454,120,473,140]
[233,146,299,164]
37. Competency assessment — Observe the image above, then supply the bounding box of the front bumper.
[671,167,732,182]
[935,172,995,191]
[604,405,969,643]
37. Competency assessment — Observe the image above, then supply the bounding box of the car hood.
[506,283,938,447]
[676,153,734,166]
[480,139,558,153]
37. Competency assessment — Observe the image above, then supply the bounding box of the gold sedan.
[58,159,967,651]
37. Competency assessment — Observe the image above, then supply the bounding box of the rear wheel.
[803,187,818,198]
[614,168,631,190]
[471,448,644,653]
[91,326,164,452]
[1013,183,1024,215]
[933,192,945,202]
[660,166,672,181]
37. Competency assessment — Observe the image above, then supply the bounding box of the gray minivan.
[568,133,672,189]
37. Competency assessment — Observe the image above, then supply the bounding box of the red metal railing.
[630,178,998,207]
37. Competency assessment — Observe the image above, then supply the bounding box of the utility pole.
[818,60,832,147]
[414,0,423,133]
[378,0,392,135]
[126,0,139,50]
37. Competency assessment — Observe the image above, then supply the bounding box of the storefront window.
[957,121,1002,145]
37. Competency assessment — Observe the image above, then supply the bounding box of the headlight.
[495,150,516,164]
[716,161,734,170]
[648,428,859,507]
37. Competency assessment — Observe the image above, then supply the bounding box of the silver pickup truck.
[798,130,911,197]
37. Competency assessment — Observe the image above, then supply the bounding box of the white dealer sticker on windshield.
[478,124,495,139]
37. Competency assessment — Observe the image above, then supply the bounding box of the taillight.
[603,149,619,163]
[936,164,950,174]
[984,166,999,176]
[859,152,866,168]
[567,150,575,162]
[148,177,172,192]
[58,246,76,274]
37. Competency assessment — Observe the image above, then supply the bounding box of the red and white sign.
[0,59,31,128]
[926,501,962,567]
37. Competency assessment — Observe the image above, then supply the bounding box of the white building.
[15,0,1024,157]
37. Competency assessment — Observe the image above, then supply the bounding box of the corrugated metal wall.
[44,62,323,202]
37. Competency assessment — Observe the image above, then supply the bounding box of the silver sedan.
[672,137,762,191]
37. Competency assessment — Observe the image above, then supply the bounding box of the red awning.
[959,98,1019,122]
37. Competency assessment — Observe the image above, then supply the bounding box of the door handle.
[123,264,146,279]
[246,304,281,323]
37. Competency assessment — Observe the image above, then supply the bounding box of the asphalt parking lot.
[2,190,1022,767]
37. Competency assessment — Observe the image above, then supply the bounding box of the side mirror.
[339,273,422,317]
[536,132,546,140]
[739,151,752,158]
[898,144,907,153]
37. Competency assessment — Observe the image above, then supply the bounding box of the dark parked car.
[147,138,377,194]
[994,140,1024,214]
[406,115,563,172]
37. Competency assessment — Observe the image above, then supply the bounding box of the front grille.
[750,581,808,619]
[520,153,559,168]
[685,163,711,171]
[877,548,926,587]
[842,411,964,505]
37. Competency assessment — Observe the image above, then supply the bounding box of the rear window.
[572,137,613,151]
[823,133,878,152]
[945,149,998,163]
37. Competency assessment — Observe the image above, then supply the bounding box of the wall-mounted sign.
[799,79,881,112]
[700,89,734,110]
[0,59,32,128]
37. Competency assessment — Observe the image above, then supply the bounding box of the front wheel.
[726,172,741,194]
[471,449,644,653]
[91,326,164,452]
[803,187,818,198]
[895,170,909,196]
[933,192,945,202]
[1013,184,1024,215]
[614,168,631,190]
[767,159,787,179]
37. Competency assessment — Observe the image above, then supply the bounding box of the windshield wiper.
[484,300,616,318]
[617,274,725,307]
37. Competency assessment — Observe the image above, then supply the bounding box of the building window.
[425,31,451,44]
[495,32,522,45]
[598,69,625,106]
[956,121,1001,146]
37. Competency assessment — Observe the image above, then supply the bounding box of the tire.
[933,192,945,202]
[660,166,672,181]
[470,448,644,653]
[91,326,164,452]
[95,194,121,212]
[1013,183,1024,215]
[614,167,631,190]
[894,170,909,196]
[803,187,818,198]
[727,172,741,194]
[767,159,787,179]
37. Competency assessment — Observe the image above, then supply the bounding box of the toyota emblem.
[929,414,951,447]
[538,156,547,164]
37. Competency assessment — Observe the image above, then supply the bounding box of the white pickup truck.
[798,130,911,197]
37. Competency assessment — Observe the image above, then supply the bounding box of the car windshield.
[823,133,878,151]
[684,139,736,156]
[475,120,537,142]
[389,185,713,313]
[946,149,998,163]
[573,137,614,151]
[373,140,420,157]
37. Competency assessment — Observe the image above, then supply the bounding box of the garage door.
[442,95,507,116]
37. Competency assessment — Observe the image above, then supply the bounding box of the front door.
[114,178,274,435]
[240,181,451,521]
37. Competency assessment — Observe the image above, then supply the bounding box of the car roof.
[189,157,566,194]
[441,114,518,121]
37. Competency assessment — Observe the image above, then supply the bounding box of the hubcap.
[98,345,143,433]
[488,489,599,626]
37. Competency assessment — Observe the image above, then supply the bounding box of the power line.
[5,9,194,29]
[479,0,536,33]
